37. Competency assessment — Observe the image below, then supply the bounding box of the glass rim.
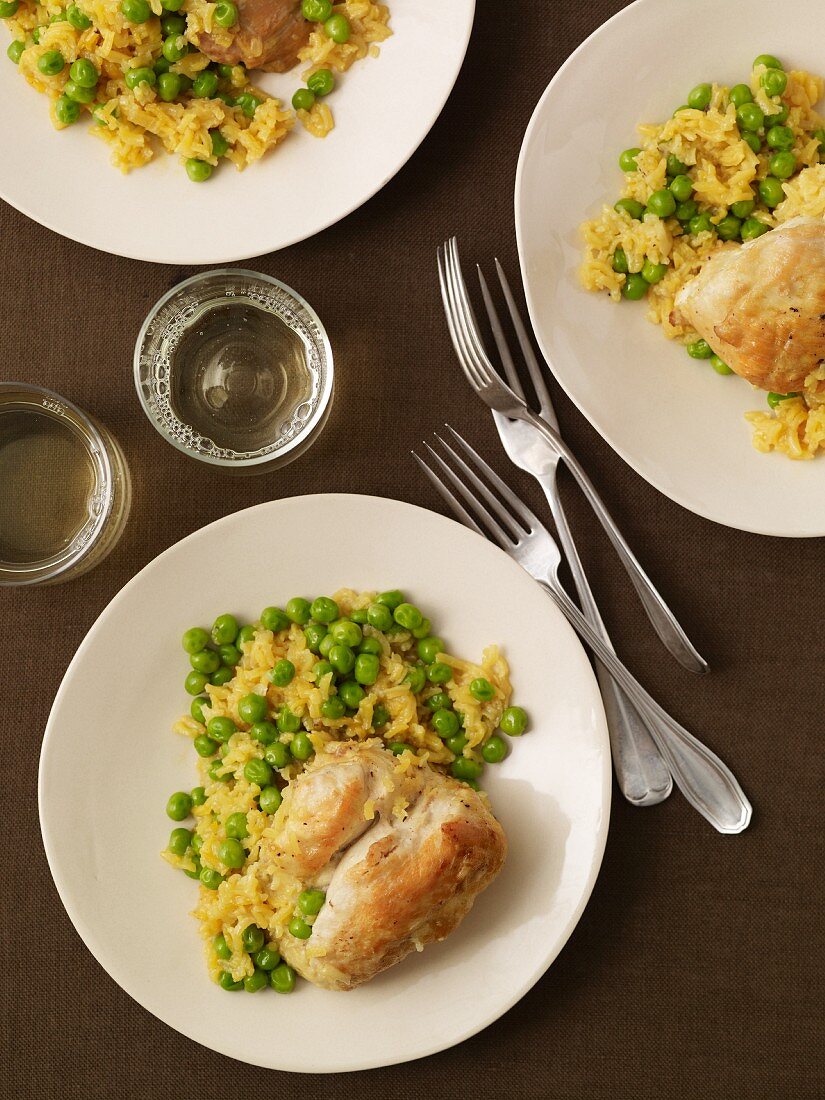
[0,381,116,587]
[133,268,335,469]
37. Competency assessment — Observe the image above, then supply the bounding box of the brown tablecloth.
[2,1,822,1096]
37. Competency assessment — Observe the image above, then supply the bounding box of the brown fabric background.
[1,1,822,1096]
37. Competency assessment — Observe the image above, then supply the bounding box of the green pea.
[767,391,799,408]
[614,197,644,220]
[339,681,365,709]
[157,71,181,100]
[318,634,335,658]
[270,963,296,993]
[403,665,426,694]
[125,66,156,89]
[740,217,770,240]
[500,706,528,736]
[675,199,698,222]
[120,0,151,21]
[261,607,290,632]
[730,198,755,218]
[7,41,25,64]
[303,0,332,17]
[309,596,338,623]
[185,670,209,695]
[235,92,261,118]
[612,248,629,274]
[216,644,240,669]
[771,103,789,124]
[330,620,362,647]
[672,105,690,116]
[323,12,349,42]
[769,151,796,179]
[185,158,212,182]
[263,740,290,769]
[313,660,335,683]
[206,716,236,743]
[356,651,380,686]
[210,129,229,157]
[190,832,204,853]
[710,355,733,375]
[168,827,192,856]
[736,102,764,132]
[376,590,404,610]
[687,83,712,110]
[729,83,753,108]
[688,213,715,235]
[211,666,233,686]
[469,677,495,702]
[641,260,668,284]
[393,603,423,630]
[218,970,243,991]
[446,733,467,755]
[253,946,281,970]
[62,80,94,103]
[425,692,452,710]
[215,839,244,869]
[285,598,312,625]
[753,53,782,70]
[716,214,742,241]
[813,128,825,154]
[258,785,282,814]
[358,604,391,635]
[225,812,248,840]
[289,916,312,939]
[742,131,762,154]
[320,696,346,721]
[194,733,218,758]
[350,608,368,625]
[646,188,677,218]
[243,968,268,993]
[190,786,206,806]
[238,693,267,725]
[618,147,641,172]
[358,636,382,656]
[427,662,452,684]
[328,644,355,675]
[69,57,97,87]
[432,708,459,738]
[208,759,232,783]
[160,11,184,33]
[38,51,65,76]
[412,617,433,639]
[166,791,193,821]
[760,68,787,97]
[161,33,187,64]
[307,67,334,96]
[268,659,295,688]
[371,704,390,728]
[415,636,444,664]
[214,0,237,27]
[666,154,688,177]
[184,856,202,879]
[238,624,257,645]
[687,339,713,359]
[292,88,316,111]
[190,649,220,675]
[759,176,784,207]
[240,923,264,952]
[32,27,41,44]
[243,758,273,787]
[622,273,648,300]
[388,742,410,756]
[766,125,794,151]
[200,866,224,891]
[67,5,92,29]
[451,757,483,782]
[290,732,315,760]
[277,706,301,733]
[298,889,325,916]
[190,695,208,724]
[213,933,231,960]
[193,70,219,98]
[669,174,693,202]
[482,735,507,764]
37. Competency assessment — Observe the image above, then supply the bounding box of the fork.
[476,259,672,808]
[413,428,752,835]
[437,237,708,678]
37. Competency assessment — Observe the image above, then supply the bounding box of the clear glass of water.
[134,269,334,473]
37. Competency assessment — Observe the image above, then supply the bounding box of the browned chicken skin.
[672,216,825,395]
[192,0,309,73]
[261,740,507,991]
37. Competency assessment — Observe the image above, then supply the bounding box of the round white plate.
[39,494,610,1072]
[0,1,474,263]
[515,0,825,537]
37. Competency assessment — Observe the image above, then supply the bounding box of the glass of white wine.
[0,383,131,586]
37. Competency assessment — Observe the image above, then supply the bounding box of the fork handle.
[522,407,708,676]
[540,580,751,834]
[542,486,673,806]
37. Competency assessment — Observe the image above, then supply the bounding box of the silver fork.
[413,429,752,835]
[477,259,672,808]
[437,237,707,677]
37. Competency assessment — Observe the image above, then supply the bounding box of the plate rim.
[0,2,477,265]
[514,0,825,539]
[37,492,612,1072]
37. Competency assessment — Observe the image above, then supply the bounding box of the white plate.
[39,494,610,1073]
[515,0,825,537]
[0,1,474,263]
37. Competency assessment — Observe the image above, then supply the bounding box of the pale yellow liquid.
[0,404,95,564]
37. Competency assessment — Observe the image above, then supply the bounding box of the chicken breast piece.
[261,740,507,990]
[191,0,309,73]
[672,216,825,395]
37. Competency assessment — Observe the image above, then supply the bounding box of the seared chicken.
[191,0,309,73]
[672,216,825,395]
[261,740,507,990]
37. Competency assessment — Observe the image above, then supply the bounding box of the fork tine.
[432,430,528,540]
[476,265,527,403]
[442,424,543,532]
[447,239,495,380]
[421,442,515,552]
[494,258,559,429]
[440,242,486,391]
[412,450,486,538]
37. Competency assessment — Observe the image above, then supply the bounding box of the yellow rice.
[162,589,513,987]
[2,0,390,173]
[579,62,825,459]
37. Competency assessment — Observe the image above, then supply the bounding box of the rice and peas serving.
[0,0,390,179]
[579,54,825,460]
[162,588,528,994]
